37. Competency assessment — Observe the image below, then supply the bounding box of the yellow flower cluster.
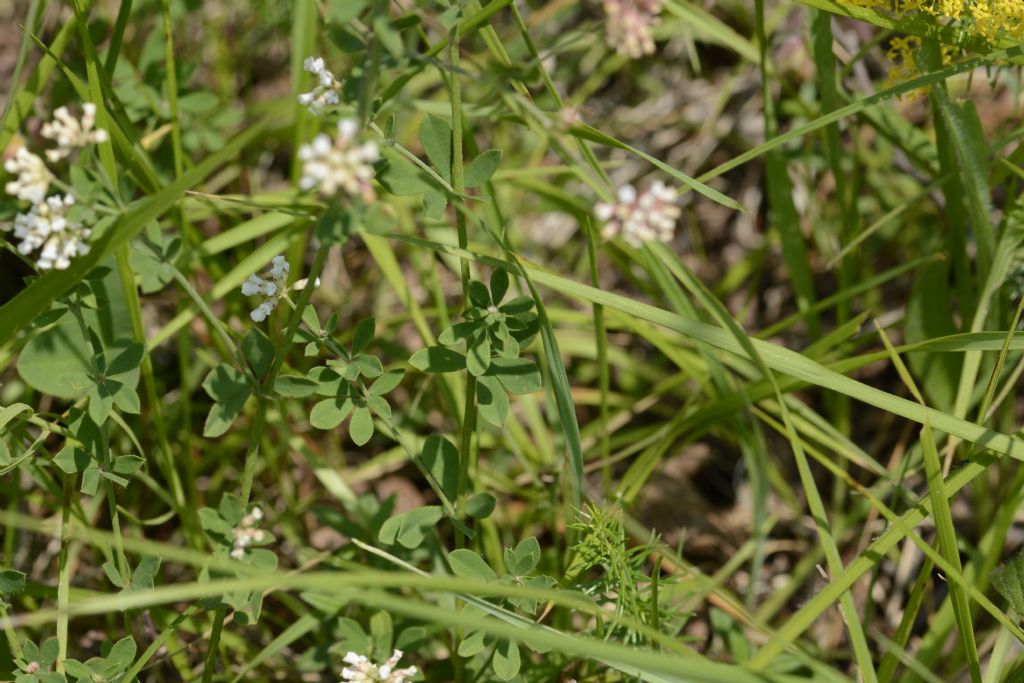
[969,0,1024,42]
[845,0,1024,42]
[882,35,928,98]
[844,0,1021,96]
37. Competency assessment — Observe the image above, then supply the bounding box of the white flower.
[4,148,53,204]
[603,0,663,59]
[41,103,109,161]
[4,194,91,270]
[298,119,378,201]
[241,255,292,322]
[341,650,417,683]
[298,56,342,115]
[595,181,680,247]
[230,507,268,560]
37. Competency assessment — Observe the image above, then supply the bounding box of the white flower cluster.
[298,119,379,201]
[41,103,109,161]
[2,103,107,270]
[341,650,417,683]
[230,507,266,559]
[11,195,92,270]
[298,56,342,115]
[241,255,321,322]
[4,148,53,204]
[595,181,680,247]
[603,0,663,59]
[242,255,291,322]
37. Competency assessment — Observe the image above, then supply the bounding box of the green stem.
[201,610,227,683]
[0,602,21,661]
[67,293,130,587]
[448,23,478,525]
[115,249,199,546]
[584,220,610,492]
[56,474,71,671]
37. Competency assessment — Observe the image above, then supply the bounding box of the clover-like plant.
[277,317,404,446]
[410,270,542,426]
[11,637,63,683]
[61,637,136,683]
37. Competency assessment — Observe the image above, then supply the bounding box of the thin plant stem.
[55,474,71,672]
[448,23,478,525]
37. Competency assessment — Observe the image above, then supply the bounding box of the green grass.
[2,1,1024,682]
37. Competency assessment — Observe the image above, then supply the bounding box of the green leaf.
[421,435,459,501]
[106,637,136,668]
[490,268,509,304]
[129,557,161,591]
[202,364,250,402]
[314,204,355,245]
[377,148,441,197]
[53,445,91,474]
[370,610,394,660]
[39,638,59,667]
[409,347,465,373]
[465,493,496,520]
[466,333,491,377]
[468,280,491,308]
[906,258,959,411]
[310,397,356,429]
[368,369,404,396]
[365,395,392,419]
[505,537,541,576]
[422,189,448,220]
[351,354,384,379]
[349,406,374,445]
[328,0,368,22]
[219,494,245,526]
[492,639,521,680]
[476,375,509,427]
[81,462,101,496]
[448,549,497,582]
[199,507,233,539]
[112,381,141,415]
[464,149,501,188]
[201,364,251,438]
[87,381,116,425]
[16,315,94,399]
[438,321,479,345]
[0,403,32,430]
[103,560,124,588]
[487,358,541,395]
[352,317,376,354]
[274,374,318,397]
[112,455,145,476]
[310,366,346,396]
[105,343,144,376]
[378,506,444,549]
[0,569,26,595]
[499,296,534,315]
[457,629,487,657]
[62,659,92,679]
[993,553,1024,616]
[372,15,404,60]
[419,114,453,182]
[241,327,275,380]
